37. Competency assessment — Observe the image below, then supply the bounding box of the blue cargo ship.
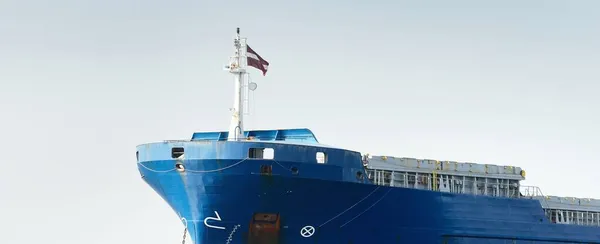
[135,29,600,243]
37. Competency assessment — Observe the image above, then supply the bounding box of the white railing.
[367,169,600,228]
[519,185,546,198]
[366,169,522,198]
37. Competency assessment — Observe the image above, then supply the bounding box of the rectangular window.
[249,147,274,159]
[172,147,184,159]
[316,152,326,164]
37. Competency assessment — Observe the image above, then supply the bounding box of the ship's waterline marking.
[300,226,315,238]
[204,211,226,230]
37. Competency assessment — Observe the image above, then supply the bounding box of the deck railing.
[366,168,600,228]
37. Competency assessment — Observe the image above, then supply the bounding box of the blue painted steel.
[136,130,600,244]
[191,128,319,143]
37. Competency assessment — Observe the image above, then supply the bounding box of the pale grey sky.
[1,0,599,243]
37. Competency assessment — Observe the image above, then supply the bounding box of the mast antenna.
[224,28,268,140]
[225,27,247,141]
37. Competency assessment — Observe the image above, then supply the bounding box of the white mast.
[226,28,246,141]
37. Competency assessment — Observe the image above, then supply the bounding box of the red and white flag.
[246,45,269,76]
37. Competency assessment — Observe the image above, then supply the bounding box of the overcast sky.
[1,0,599,243]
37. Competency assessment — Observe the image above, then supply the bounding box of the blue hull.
[137,154,600,243]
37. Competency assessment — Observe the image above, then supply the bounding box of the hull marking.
[204,211,226,230]
[300,226,315,238]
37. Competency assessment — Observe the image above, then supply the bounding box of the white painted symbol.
[204,211,226,230]
[300,226,315,238]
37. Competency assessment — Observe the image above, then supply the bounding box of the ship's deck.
[364,154,600,228]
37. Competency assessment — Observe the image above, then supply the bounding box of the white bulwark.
[363,154,600,227]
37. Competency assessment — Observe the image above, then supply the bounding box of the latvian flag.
[246,45,269,76]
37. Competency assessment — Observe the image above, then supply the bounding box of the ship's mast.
[227,28,246,141]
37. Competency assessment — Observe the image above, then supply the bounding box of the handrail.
[519,185,551,211]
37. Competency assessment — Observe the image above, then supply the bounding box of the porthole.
[356,171,364,180]
[175,163,185,172]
